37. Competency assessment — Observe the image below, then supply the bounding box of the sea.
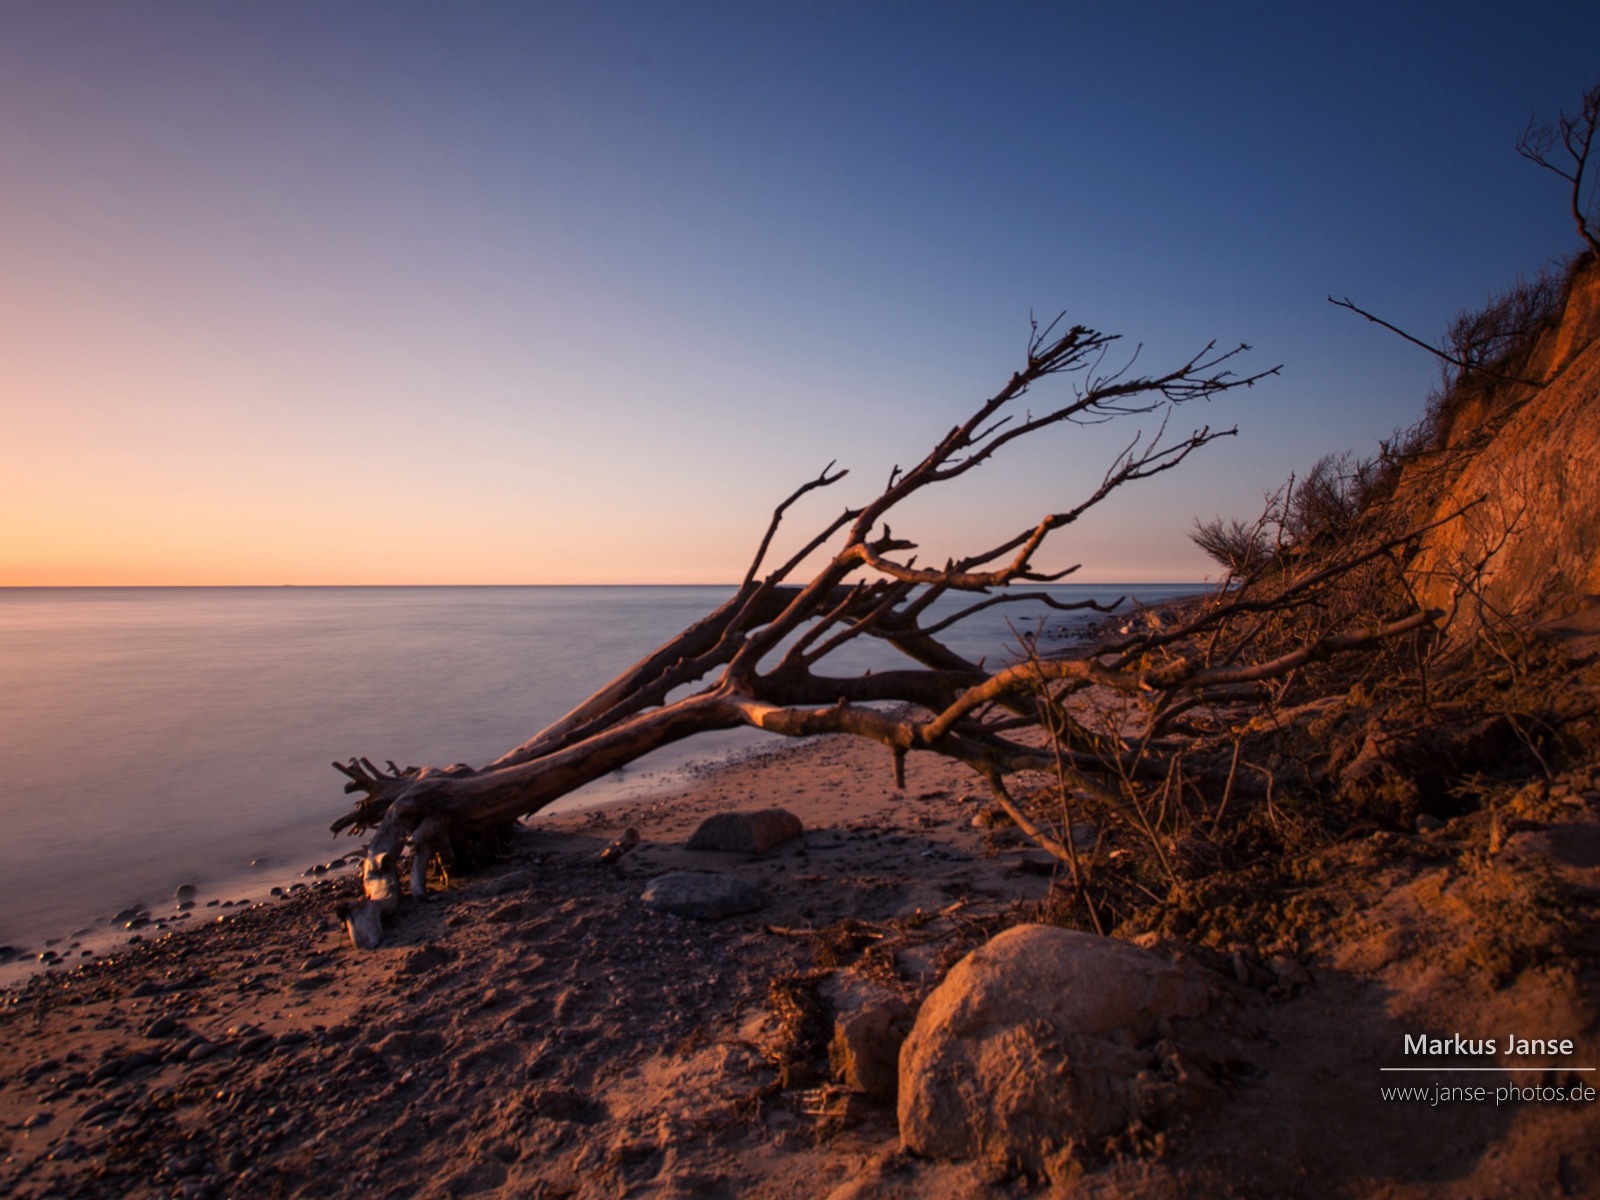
[0,584,1201,966]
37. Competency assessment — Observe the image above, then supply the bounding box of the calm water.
[0,584,1198,951]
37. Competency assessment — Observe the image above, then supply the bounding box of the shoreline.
[0,732,812,992]
[7,714,1593,1197]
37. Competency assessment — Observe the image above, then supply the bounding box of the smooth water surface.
[0,584,1198,949]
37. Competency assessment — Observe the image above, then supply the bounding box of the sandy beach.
[4,728,1599,1200]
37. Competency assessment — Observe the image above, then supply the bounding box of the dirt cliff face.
[1407,256,1600,616]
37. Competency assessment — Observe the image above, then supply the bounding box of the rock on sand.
[641,872,763,920]
[898,924,1214,1180]
[685,808,803,854]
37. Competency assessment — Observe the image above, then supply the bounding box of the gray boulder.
[641,871,763,920]
[685,808,803,854]
[898,924,1214,1180]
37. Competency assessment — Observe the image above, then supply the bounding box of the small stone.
[598,828,642,865]
[22,1110,54,1129]
[174,884,197,902]
[1416,814,1445,833]
[685,809,803,854]
[186,1042,217,1063]
[829,999,912,1100]
[80,1100,120,1123]
[144,1015,178,1038]
[641,872,763,920]
[130,980,163,997]
[121,1049,161,1074]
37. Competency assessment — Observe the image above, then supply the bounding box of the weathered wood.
[328,316,1438,948]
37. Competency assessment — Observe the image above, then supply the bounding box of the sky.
[2,2,1597,586]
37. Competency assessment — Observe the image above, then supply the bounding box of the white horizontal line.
[1379,1067,1594,1072]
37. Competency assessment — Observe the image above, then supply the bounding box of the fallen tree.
[332,316,1440,948]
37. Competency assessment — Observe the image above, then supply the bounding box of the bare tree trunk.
[331,316,1442,948]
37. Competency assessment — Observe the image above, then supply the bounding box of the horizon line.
[0,579,1212,590]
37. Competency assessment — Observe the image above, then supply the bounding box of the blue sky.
[3,2,1596,583]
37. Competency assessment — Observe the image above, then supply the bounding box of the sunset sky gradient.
[4,2,1598,585]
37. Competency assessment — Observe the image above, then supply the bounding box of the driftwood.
[330,316,1437,948]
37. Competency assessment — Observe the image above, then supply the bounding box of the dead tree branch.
[1517,79,1600,257]
[325,316,1446,949]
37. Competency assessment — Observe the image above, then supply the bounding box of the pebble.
[175,883,198,902]
[80,1100,120,1123]
[145,1015,179,1038]
[121,1049,161,1074]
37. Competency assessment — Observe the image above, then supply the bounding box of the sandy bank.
[3,734,1598,1199]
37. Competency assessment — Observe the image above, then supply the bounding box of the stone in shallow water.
[641,872,763,920]
[684,808,803,854]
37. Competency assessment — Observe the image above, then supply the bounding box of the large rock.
[898,925,1214,1180]
[685,808,803,854]
[641,872,763,920]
